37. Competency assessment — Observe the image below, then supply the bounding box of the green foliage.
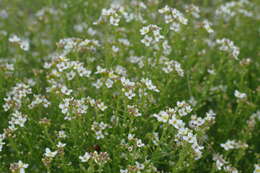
[0,0,259,172]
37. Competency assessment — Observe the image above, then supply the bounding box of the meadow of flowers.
[0,0,259,172]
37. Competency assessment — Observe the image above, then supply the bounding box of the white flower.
[135,161,145,170]
[202,20,214,33]
[141,35,152,46]
[170,22,180,32]
[56,142,66,148]
[216,38,240,60]
[112,45,120,52]
[98,7,123,26]
[61,85,73,95]
[156,111,170,123]
[79,152,91,162]
[220,140,248,151]
[220,140,236,150]
[128,133,135,140]
[20,40,30,51]
[140,26,149,35]
[9,34,30,51]
[105,79,114,88]
[158,5,170,14]
[141,78,159,92]
[10,160,29,173]
[140,24,164,46]
[97,101,107,111]
[66,71,76,80]
[159,6,188,31]
[254,164,260,173]
[9,35,20,42]
[58,130,67,138]
[9,111,27,130]
[17,161,29,173]
[124,89,136,100]
[120,169,128,173]
[234,90,247,99]
[127,105,142,117]
[44,148,58,158]
[0,135,5,152]
[136,139,145,147]
[91,121,109,140]
[92,79,103,89]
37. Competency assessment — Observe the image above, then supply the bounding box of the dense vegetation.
[0,0,259,172]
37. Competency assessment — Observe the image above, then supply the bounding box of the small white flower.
[79,152,91,162]
[254,164,260,173]
[112,45,120,52]
[61,86,73,95]
[17,161,29,173]
[44,148,58,158]
[9,34,30,51]
[56,142,66,148]
[234,90,247,99]
[120,169,128,173]
[136,139,145,147]
[105,79,114,88]
[128,133,135,140]
[202,20,214,33]
[135,161,145,170]
[58,130,67,138]
[140,26,149,35]
[11,160,29,173]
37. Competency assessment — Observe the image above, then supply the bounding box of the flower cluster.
[91,121,110,140]
[141,78,159,93]
[44,55,92,96]
[202,20,214,34]
[44,148,58,158]
[254,164,260,173]
[35,7,61,21]
[216,38,240,60]
[120,160,159,173]
[159,56,184,77]
[0,60,14,73]
[140,24,164,46]
[9,34,30,51]
[247,111,260,129]
[57,38,100,54]
[59,97,88,120]
[127,133,145,148]
[153,101,205,159]
[216,0,253,20]
[121,77,136,99]
[213,153,238,173]
[3,83,32,111]
[95,5,125,26]
[189,110,216,131]
[184,4,200,19]
[86,97,108,111]
[120,133,146,158]
[159,5,188,32]
[8,111,28,131]
[127,105,142,117]
[28,94,51,109]
[9,160,29,173]
[0,0,258,172]
[220,140,248,151]
[79,151,110,165]
[42,148,58,167]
